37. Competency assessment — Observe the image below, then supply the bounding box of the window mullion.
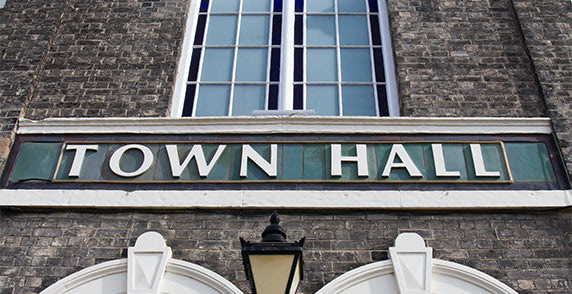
[278,0,295,110]
[228,0,244,116]
[334,0,343,116]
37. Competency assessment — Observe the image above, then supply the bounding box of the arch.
[41,232,242,294]
[317,234,517,294]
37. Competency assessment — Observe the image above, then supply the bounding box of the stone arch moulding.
[316,233,518,294]
[40,232,243,294]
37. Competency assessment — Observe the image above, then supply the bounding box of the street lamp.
[240,211,305,294]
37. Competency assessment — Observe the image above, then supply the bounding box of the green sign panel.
[7,141,556,184]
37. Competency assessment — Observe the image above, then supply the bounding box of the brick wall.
[0,0,189,172]
[0,209,569,293]
[511,0,572,178]
[0,1,65,174]
[388,0,546,117]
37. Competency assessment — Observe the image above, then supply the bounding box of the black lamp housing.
[240,212,305,294]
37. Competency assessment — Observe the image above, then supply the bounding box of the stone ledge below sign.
[0,189,569,209]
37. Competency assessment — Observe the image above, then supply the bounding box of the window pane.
[307,0,334,12]
[243,0,271,12]
[306,15,336,45]
[236,48,268,81]
[338,0,367,12]
[195,85,230,116]
[342,85,376,116]
[201,48,234,81]
[307,48,337,81]
[239,15,269,45]
[340,48,372,82]
[205,15,238,45]
[232,85,266,115]
[211,0,240,12]
[307,85,339,115]
[339,15,369,45]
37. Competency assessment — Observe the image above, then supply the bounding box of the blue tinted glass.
[342,86,376,116]
[272,14,282,45]
[368,0,379,12]
[211,0,239,12]
[338,0,367,12]
[239,15,270,45]
[339,15,370,45]
[376,85,389,116]
[182,84,196,117]
[236,48,268,81]
[306,86,339,115]
[274,0,283,12]
[195,85,230,116]
[307,49,337,81]
[188,48,202,81]
[233,85,266,115]
[205,15,238,45]
[369,14,381,45]
[341,48,372,82]
[295,0,304,12]
[307,15,336,45]
[373,48,385,82]
[201,48,234,81]
[270,48,281,81]
[200,0,210,12]
[294,15,303,45]
[243,0,271,11]
[307,0,334,12]
[194,15,208,45]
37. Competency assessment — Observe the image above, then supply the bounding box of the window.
[0,0,6,9]
[172,0,398,117]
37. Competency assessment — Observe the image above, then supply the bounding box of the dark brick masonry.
[0,209,570,293]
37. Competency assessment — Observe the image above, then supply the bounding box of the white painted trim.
[315,259,518,294]
[1,189,569,209]
[40,258,243,294]
[17,117,552,135]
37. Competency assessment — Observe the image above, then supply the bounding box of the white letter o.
[109,144,154,177]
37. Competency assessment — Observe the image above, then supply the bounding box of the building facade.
[0,0,570,293]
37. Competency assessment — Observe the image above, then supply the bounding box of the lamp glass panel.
[249,254,295,294]
[288,259,302,294]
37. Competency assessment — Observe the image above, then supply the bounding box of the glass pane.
[342,85,376,116]
[307,0,334,12]
[236,48,268,81]
[232,85,266,116]
[338,0,367,12]
[243,0,271,12]
[306,15,336,45]
[195,85,231,116]
[211,0,240,12]
[205,15,238,45]
[307,48,337,81]
[239,15,269,45]
[340,48,372,82]
[339,15,370,45]
[307,85,339,115]
[201,48,234,81]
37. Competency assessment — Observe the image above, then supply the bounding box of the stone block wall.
[0,209,570,293]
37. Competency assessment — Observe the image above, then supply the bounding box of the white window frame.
[0,0,6,9]
[171,0,399,117]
